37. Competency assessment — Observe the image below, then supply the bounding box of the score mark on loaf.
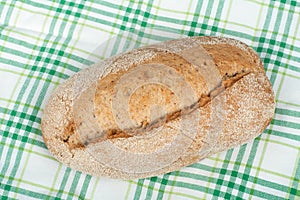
[42,36,275,179]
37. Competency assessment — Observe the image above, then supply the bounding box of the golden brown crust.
[41,36,275,179]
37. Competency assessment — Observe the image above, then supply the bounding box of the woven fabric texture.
[0,0,300,199]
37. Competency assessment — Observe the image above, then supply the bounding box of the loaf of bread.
[42,36,275,179]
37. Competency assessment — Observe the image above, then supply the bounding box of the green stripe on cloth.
[1,0,300,199]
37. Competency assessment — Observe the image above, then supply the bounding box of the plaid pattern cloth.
[1,0,300,199]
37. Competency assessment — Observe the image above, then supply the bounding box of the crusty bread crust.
[42,36,275,179]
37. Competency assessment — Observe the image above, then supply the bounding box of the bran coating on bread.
[42,36,275,179]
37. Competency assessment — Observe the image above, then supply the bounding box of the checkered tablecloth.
[1,0,300,199]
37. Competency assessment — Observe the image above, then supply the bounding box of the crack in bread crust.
[60,39,259,149]
[62,70,251,149]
